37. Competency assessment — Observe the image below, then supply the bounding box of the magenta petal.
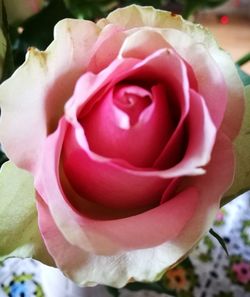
[156,89,216,172]
[66,49,206,177]
[87,24,126,73]
[82,83,174,167]
[63,122,168,210]
[36,118,199,253]
[35,126,235,270]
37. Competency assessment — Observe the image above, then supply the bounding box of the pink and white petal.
[65,58,139,121]
[161,28,244,138]
[119,28,198,90]
[119,28,172,60]
[99,5,244,137]
[151,26,243,138]
[37,195,195,288]
[97,5,185,30]
[158,29,228,129]
[87,24,127,73]
[82,84,173,168]
[209,49,244,139]
[98,5,217,47]
[155,89,216,171]
[36,118,199,254]
[169,132,235,255]
[0,19,100,173]
[36,132,235,288]
[67,49,208,177]
[63,123,168,211]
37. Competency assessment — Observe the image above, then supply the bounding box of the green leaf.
[209,228,229,256]
[222,85,250,205]
[0,161,54,266]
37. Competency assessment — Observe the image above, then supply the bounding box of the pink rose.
[0,5,244,287]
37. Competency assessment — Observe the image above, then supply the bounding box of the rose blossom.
[0,5,244,287]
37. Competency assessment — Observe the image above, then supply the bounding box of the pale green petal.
[0,161,54,265]
[222,85,250,205]
[0,19,100,174]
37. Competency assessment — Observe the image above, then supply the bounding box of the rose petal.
[0,19,100,173]
[36,116,199,254]
[66,49,205,177]
[99,5,244,138]
[119,28,198,91]
[36,132,234,287]
[82,83,174,167]
[119,27,227,130]
[62,119,168,211]
[155,89,216,171]
[88,24,126,73]
[97,5,185,30]
[119,28,172,59]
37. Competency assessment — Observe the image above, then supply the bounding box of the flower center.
[113,85,152,126]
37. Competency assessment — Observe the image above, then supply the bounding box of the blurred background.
[196,0,250,74]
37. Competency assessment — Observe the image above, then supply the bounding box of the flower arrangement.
[0,0,249,295]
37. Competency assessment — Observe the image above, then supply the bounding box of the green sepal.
[0,161,54,266]
[222,86,250,205]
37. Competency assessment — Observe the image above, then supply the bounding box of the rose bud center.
[113,84,152,126]
[82,82,174,168]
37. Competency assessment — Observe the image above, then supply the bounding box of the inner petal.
[113,84,152,126]
[81,83,174,168]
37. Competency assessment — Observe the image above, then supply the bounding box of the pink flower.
[0,5,244,287]
[232,262,250,284]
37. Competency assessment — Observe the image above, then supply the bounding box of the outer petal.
[222,85,250,204]
[87,24,127,73]
[98,5,244,139]
[36,133,234,287]
[0,161,53,265]
[0,19,100,173]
